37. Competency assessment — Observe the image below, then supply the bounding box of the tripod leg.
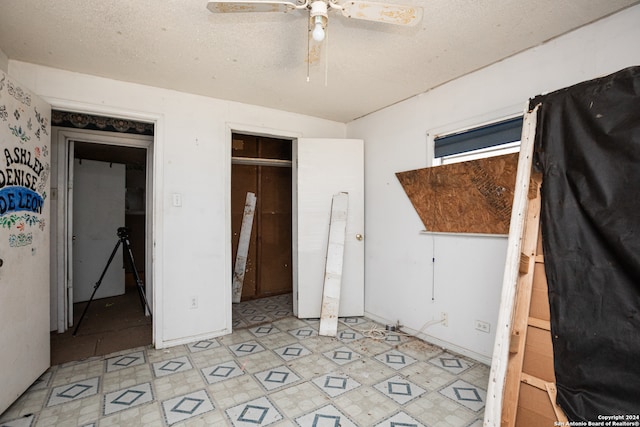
[123,238,152,316]
[73,239,122,336]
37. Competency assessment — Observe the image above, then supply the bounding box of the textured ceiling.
[0,0,637,122]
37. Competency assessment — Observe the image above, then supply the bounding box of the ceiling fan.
[206,0,423,42]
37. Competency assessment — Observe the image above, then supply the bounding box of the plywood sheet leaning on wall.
[396,153,518,234]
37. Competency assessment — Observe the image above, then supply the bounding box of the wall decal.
[9,232,32,247]
[7,80,31,106]
[0,213,44,230]
[9,125,30,142]
[0,73,50,247]
[34,107,49,136]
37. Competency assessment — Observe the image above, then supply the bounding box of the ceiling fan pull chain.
[324,28,329,87]
[307,22,311,82]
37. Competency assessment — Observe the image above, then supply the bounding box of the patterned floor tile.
[374,375,427,405]
[229,340,267,357]
[260,303,281,311]
[103,382,154,415]
[428,353,473,375]
[311,373,361,397]
[382,333,408,345]
[373,411,427,427]
[201,360,246,384]
[273,343,312,361]
[162,389,215,425]
[265,309,293,318]
[152,355,193,378]
[295,404,358,427]
[254,366,301,391]
[245,314,273,324]
[105,351,146,372]
[322,346,362,365]
[187,339,221,353]
[47,376,100,407]
[226,396,283,426]
[249,324,281,337]
[374,349,417,370]
[339,317,368,326]
[18,293,491,427]
[288,327,318,340]
[28,371,53,391]
[238,307,261,316]
[233,318,248,328]
[439,379,486,412]
[0,414,35,427]
[336,329,364,343]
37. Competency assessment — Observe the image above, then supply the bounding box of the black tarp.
[531,66,640,420]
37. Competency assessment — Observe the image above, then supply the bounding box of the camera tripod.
[73,227,152,336]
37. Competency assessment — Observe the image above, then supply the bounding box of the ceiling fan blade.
[337,1,422,26]
[207,0,306,13]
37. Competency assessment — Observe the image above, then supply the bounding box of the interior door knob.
[356,234,363,241]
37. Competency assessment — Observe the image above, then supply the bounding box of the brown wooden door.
[231,134,292,301]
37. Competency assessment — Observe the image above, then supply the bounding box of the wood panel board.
[515,383,557,427]
[500,172,566,425]
[530,264,551,321]
[522,326,555,383]
[259,166,293,296]
[231,164,258,298]
[233,192,257,303]
[319,192,349,337]
[501,178,543,427]
[396,153,518,234]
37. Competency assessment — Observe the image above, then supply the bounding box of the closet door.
[295,138,364,319]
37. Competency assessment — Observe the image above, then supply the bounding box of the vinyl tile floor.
[0,293,489,426]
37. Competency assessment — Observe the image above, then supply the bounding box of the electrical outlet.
[441,312,448,327]
[190,296,198,309]
[475,320,490,333]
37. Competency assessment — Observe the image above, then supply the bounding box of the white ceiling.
[0,0,637,122]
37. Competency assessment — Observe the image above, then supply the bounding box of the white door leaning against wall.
[0,71,51,414]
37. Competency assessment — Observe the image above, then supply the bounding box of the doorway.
[50,117,154,364]
[231,133,293,302]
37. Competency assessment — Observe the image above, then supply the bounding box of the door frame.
[52,127,154,337]
[231,133,294,300]
[225,124,302,324]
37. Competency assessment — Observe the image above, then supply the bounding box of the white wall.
[9,61,346,348]
[347,4,640,364]
[0,49,7,73]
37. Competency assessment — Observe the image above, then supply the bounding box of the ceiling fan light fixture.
[312,15,326,41]
[309,0,328,42]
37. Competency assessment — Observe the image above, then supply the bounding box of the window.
[434,116,523,165]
